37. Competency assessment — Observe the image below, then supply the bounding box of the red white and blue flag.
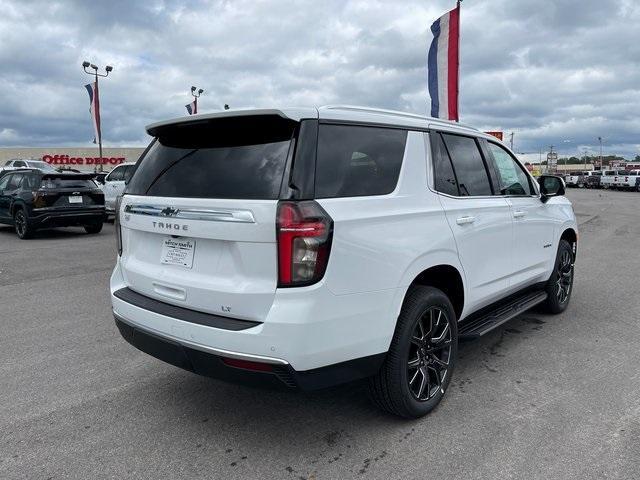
[84,82,101,144]
[185,99,197,115]
[428,3,460,121]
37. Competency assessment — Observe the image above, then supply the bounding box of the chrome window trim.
[124,204,256,223]
[424,131,543,201]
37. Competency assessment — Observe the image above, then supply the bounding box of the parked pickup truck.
[565,172,584,187]
[600,170,625,189]
[614,170,640,191]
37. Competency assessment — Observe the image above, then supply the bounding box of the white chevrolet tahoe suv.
[111,106,577,418]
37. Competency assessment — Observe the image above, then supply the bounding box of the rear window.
[127,115,296,199]
[315,124,407,198]
[41,177,96,189]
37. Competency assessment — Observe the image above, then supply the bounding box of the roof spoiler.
[146,108,318,137]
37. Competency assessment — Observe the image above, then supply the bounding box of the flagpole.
[190,86,204,115]
[95,72,103,171]
[457,0,461,122]
[82,61,113,173]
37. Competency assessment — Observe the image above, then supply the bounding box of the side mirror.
[538,175,565,203]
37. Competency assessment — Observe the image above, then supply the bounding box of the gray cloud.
[0,0,638,159]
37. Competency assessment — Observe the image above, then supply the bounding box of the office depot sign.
[42,154,125,166]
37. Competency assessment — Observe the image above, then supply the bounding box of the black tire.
[84,221,103,234]
[14,208,33,239]
[368,286,458,418]
[542,239,575,314]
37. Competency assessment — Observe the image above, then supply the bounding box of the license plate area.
[68,195,83,204]
[161,237,195,268]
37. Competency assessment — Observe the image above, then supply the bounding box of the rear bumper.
[114,314,385,391]
[30,207,105,227]
[110,260,394,386]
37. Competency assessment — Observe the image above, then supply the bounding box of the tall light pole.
[598,136,603,168]
[583,148,589,170]
[191,86,204,113]
[82,61,113,172]
[562,139,572,171]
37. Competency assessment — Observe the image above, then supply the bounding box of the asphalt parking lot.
[1,189,639,480]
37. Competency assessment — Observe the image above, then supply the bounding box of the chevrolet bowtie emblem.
[160,207,178,217]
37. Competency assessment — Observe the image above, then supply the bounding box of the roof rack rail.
[319,105,479,131]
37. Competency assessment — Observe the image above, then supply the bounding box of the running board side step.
[458,290,548,340]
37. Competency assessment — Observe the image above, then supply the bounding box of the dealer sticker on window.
[161,238,195,268]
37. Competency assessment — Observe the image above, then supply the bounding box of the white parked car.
[1,159,58,175]
[110,106,578,418]
[101,162,136,215]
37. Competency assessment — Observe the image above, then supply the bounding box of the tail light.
[277,201,333,287]
[115,195,123,256]
[31,191,46,208]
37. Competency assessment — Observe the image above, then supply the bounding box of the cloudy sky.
[1,0,638,160]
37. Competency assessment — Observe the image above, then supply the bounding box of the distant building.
[0,147,146,172]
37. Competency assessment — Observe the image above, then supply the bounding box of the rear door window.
[127,116,295,199]
[486,142,532,195]
[315,124,407,198]
[430,132,459,196]
[7,173,24,190]
[441,134,493,196]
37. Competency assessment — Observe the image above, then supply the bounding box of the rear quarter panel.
[317,131,462,344]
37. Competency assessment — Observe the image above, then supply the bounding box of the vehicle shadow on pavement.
[124,311,555,460]
[97,313,553,476]
[0,225,94,239]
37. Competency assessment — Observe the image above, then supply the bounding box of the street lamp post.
[598,136,603,168]
[191,86,204,113]
[583,148,589,170]
[562,139,572,172]
[82,61,113,172]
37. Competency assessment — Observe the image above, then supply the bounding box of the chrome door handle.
[513,211,526,218]
[456,216,476,225]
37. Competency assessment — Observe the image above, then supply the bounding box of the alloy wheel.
[15,211,26,237]
[556,249,573,304]
[407,307,452,401]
